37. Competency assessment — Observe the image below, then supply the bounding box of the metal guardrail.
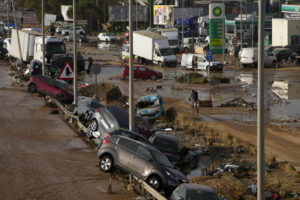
[49,97,88,133]
[50,97,166,200]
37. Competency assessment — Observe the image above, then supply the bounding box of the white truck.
[9,29,66,63]
[131,30,177,67]
[153,28,179,53]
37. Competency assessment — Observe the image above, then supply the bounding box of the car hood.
[137,106,161,115]
[165,166,189,182]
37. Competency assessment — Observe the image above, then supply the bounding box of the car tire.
[88,119,98,132]
[99,155,113,172]
[106,38,108,42]
[28,83,36,93]
[206,66,210,72]
[65,32,69,36]
[150,74,157,81]
[146,176,161,191]
[271,61,277,68]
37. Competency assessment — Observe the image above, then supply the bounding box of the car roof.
[118,135,158,152]
[182,184,216,193]
[151,131,178,143]
[106,106,130,129]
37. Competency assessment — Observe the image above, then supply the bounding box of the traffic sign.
[57,61,74,80]
[206,50,213,61]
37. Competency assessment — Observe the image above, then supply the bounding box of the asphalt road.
[0,61,135,200]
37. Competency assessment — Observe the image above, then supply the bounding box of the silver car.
[97,135,189,192]
[75,96,104,121]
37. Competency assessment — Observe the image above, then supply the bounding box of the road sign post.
[90,64,102,98]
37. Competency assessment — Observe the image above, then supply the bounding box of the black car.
[272,48,298,62]
[149,131,179,164]
[50,54,85,73]
[97,135,189,192]
[171,183,219,200]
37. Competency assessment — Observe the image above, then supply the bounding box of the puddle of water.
[97,42,121,51]
[186,155,211,178]
[269,81,300,121]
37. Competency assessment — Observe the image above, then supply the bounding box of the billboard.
[109,6,148,22]
[209,3,225,54]
[45,14,57,26]
[153,5,204,25]
[61,5,72,21]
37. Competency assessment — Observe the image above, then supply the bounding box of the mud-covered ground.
[0,60,136,200]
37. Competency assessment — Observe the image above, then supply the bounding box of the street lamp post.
[129,0,134,131]
[73,0,78,105]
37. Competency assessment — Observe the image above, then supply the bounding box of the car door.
[133,66,139,79]
[128,145,152,177]
[138,67,147,79]
[115,138,138,169]
[197,56,207,70]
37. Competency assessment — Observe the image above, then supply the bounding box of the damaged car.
[75,96,104,121]
[136,94,164,120]
[27,75,73,103]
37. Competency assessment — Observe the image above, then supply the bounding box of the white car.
[240,47,278,67]
[98,33,117,42]
[61,27,85,36]
[181,54,223,71]
[3,38,11,52]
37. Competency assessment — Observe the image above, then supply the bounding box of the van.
[181,54,223,71]
[240,47,277,67]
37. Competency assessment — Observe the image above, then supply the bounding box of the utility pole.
[252,1,254,47]
[149,0,152,28]
[7,0,9,38]
[181,4,184,49]
[222,1,225,64]
[136,1,137,30]
[42,0,45,76]
[240,0,243,49]
[73,0,78,105]
[129,0,134,131]
[11,0,22,62]
[257,0,265,199]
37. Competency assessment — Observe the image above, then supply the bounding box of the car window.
[90,101,103,109]
[118,138,138,153]
[136,146,152,160]
[179,186,187,198]
[139,67,146,71]
[151,150,174,168]
[198,56,205,62]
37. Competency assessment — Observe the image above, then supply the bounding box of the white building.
[272,18,300,46]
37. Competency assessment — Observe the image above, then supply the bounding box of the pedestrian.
[87,57,93,74]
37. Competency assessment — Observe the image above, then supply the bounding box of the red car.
[121,65,163,80]
[27,75,73,103]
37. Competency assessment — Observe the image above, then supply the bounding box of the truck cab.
[153,46,177,67]
[34,36,66,62]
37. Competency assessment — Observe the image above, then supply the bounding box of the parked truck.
[152,28,179,53]
[124,30,177,67]
[10,29,85,73]
[10,29,66,63]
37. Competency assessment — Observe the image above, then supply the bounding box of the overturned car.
[136,94,164,120]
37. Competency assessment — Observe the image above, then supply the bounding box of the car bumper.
[163,60,177,67]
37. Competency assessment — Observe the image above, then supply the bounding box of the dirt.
[0,60,136,200]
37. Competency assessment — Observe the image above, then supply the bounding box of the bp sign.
[209,3,225,54]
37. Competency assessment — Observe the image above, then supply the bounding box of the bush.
[164,107,177,123]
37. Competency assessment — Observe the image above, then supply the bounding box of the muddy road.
[0,61,135,199]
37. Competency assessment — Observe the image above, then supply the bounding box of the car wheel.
[272,61,277,68]
[80,32,83,35]
[65,32,69,35]
[106,38,108,42]
[206,66,210,72]
[150,74,157,81]
[88,119,98,132]
[28,83,36,93]
[99,155,113,172]
[146,176,161,191]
